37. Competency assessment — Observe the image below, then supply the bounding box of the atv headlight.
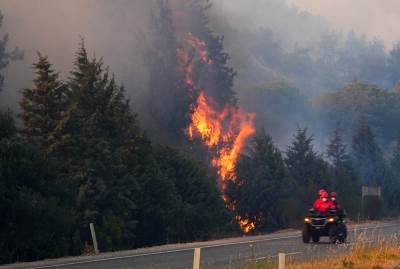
[304,217,310,223]
[328,217,335,222]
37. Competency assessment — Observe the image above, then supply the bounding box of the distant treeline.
[2,0,400,265]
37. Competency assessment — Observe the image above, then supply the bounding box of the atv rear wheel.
[302,225,311,243]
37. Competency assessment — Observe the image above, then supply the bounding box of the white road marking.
[12,222,400,269]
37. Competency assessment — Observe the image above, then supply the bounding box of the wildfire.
[188,92,256,190]
[178,32,257,234]
[236,216,256,234]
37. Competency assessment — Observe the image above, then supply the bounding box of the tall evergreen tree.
[0,109,16,139]
[327,125,360,216]
[383,138,400,212]
[0,112,74,263]
[20,53,69,151]
[227,129,297,231]
[184,0,237,107]
[50,42,150,250]
[152,146,229,242]
[352,118,386,186]
[145,0,190,145]
[285,127,330,206]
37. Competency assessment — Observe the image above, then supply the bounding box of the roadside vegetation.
[239,240,400,269]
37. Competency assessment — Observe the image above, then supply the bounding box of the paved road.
[2,220,399,269]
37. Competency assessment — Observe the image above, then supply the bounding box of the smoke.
[0,0,396,152]
[0,0,155,111]
[288,0,400,48]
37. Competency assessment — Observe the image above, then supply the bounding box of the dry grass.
[238,236,400,269]
[286,245,400,269]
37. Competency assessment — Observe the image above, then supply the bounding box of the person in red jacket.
[327,192,337,210]
[313,189,330,213]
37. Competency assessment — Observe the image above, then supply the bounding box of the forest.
[1,0,400,264]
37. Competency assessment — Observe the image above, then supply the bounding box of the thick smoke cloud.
[288,0,400,48]
[0,0,155,111]
[1,0,397,151]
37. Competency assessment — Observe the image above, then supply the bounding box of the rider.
[330,191,345,218]
[313,189,330,213]
[330,192,339,209]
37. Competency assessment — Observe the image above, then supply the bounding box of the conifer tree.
[285,127,330,206]
[0,109,16,139]
[228,129,297,231]
[185,0,237,107]
[327,125,360,216]
[145,0,190,145]
[20,53,68,151]
[0,112,74,263]
[352,118,386,186]
[383,138,400,211]
[154,146,229,241]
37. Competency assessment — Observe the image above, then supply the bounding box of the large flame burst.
[178,32,257,233]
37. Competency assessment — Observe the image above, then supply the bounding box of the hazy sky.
[287,0,400,48]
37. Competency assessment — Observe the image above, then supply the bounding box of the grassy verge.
[240,241,400,269]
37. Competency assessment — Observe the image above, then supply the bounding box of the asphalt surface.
[2,220,400,269]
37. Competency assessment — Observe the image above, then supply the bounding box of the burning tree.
[180,33,257,233]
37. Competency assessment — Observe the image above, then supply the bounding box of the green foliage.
[383,139,400,212]
[20,53,69,151]
[186,0,237,107]
[151,146,230,242]
[352,118,386,186]
[327,126,361,217]
[285,127,330,206]
[228,129,298,231]
[144,0,190,145]
[0,120,75,263]
[0,109,16,139]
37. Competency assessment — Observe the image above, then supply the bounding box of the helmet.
[321,191,328,198]
[318,189,327,197]
[330,192,337,197]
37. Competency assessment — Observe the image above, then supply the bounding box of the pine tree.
[184,0,237,107]
[285,127,330,206]
[227,129,297,231]
[154,146,229,241]
[0,109,16,139]
[384,138,400,211]
[50,41,190,251]
[327,125,349,170]
[145,0,190,145]
[327,125,360,216]
[352,118,386,186]
[0,113,74,263]
[20,53,69,151]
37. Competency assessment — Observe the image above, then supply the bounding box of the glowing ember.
[177,32,256,234]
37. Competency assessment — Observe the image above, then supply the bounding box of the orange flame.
[178,32,256,234]
[236,216,256,234]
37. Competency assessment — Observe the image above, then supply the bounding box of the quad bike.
[302,208,347,244]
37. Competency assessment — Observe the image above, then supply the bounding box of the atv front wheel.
[312,234,320,243]
[328,225,337,244]
[302,225,311,243]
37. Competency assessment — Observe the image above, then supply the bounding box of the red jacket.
[313,198,330,212]
[327,199,336,210]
